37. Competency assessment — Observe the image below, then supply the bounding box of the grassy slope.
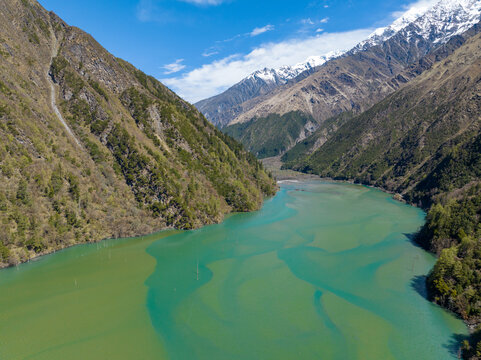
[281,112,354,164]
[223,111,316,159]
[0,0,276,267]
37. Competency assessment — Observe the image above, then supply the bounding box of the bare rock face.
[231,22,476,126]
[284,30,481,206]
[280,23,481,165]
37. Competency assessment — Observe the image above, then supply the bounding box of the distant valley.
[196,1,481,356]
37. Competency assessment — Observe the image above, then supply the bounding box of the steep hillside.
[283,31,481,344]
[223,111,316,159]
[284,31,481,206]
[194,69,289,130]
[225,23,481,158]
[0,0,276,268]
[280,111,355,163]
[282,25,481,165]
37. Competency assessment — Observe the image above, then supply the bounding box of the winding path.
[47,31,82,148]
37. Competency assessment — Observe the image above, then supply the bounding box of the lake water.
[0,181,468,359]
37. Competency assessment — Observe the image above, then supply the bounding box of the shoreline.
[1,172,474,345]
[0,176,380,271]
[270,163,477,335]
[0,225,175,271]
[317,177,412,206]
[0,188,280,271]
[263,155,411,207]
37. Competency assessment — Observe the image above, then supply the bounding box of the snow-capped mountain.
[354,0,481,52]
[246,0,481,88]
[195,51,344,127]
[197,0,481,128]
[195,48,355,128]
[246,51,345,85]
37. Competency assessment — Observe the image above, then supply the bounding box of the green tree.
[16,179,29,205]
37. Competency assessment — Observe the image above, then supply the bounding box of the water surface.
[0,181,468,359]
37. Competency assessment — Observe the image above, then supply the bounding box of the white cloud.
[250,24,275,37]
[217,34,242,43]
[301,18,315,25]
[136,0,179,23]
[162,29,372,102]
[202,50,219,57]
[390,0,438,22]
[301,17,328,27]
[136,0,227,22]
[161,0,441,103]
[162,59,186,74]
[137,0,153,22]
[178,0,226,5]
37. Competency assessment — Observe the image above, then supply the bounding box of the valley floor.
[262,156,320,181]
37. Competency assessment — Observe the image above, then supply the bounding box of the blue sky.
[38,0,436,102]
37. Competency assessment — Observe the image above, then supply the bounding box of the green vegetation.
[281,111,354,164]
[0,80,12,95]
[0,242,9,262]
[417,188,481,315]
[414,186,481,358]
[224,111,316,159]
[88,79,108,101]
[0,0,276,267]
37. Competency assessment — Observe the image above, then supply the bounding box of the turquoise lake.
[0,181,468,359]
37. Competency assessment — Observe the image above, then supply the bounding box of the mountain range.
[195,51,343,128]
[198,0,481,159]
[199,2,481,352]
[4,0,481,356]
[262,1,481,354]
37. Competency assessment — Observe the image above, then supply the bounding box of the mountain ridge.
[281,22,481,163]
[196,0,481,149]
[215,0,481,160]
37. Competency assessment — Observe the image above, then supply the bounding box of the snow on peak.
[240,0,481,92]
[246,50,345,85]
[414,0,481,43]
[354,0,481,51]
[293,50,345,72]
[252,68,277,83]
